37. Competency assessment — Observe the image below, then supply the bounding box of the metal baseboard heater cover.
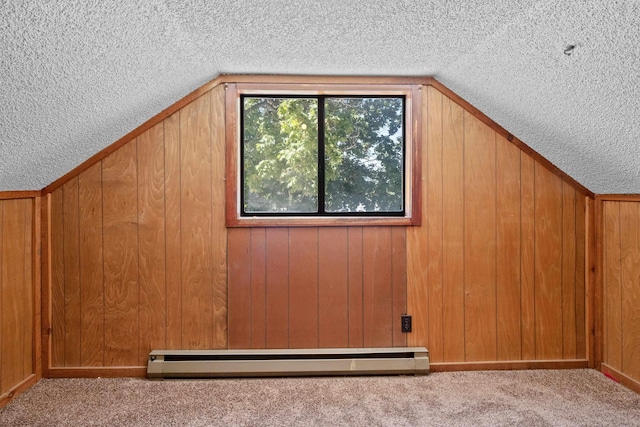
[147,347,429,379]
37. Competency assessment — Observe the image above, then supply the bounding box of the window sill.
[226,215,417,228]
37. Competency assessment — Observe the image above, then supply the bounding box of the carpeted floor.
[1,369,639,426]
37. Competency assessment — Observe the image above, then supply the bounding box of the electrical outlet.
[401,314,412,333]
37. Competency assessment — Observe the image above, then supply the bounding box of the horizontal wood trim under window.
[225,82,422,227]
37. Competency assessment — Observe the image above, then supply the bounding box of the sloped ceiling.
[1,0,638,193]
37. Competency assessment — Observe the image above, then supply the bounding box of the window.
[242,95,404,216]
[226,82,421,227]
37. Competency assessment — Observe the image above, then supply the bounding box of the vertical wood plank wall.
[407,86,587,364]
[0,197,37,407]
[227,227,407,349]
[601,199,640,387]
[46,82,588,370]
[49,86,228,369]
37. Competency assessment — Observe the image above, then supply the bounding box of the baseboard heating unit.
[147,347,429,379]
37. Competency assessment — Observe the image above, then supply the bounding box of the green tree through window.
[242,95,404,215]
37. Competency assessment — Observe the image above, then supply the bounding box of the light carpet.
[1,369,639,426]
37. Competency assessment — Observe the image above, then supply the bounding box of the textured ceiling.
[1,0,639,193]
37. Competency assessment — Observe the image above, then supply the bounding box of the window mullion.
[317,96,326,215]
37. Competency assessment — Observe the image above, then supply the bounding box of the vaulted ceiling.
[2,0,639,193]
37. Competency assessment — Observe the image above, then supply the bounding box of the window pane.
[324,97,404,213]
[243,97,319,213]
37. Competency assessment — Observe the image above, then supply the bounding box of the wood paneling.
[391,227,407,347]
[45,80,589,372]
[62,178,81,367]
[289,228,319,348]
[602,200,640,385]
[249,228,267,349]
[228,226,404,349]
[227,228,251,348]
[426,86,443,361]
[561,183,577,359]
[603,202,622,368]
[441,95,465,362]
[164,111,182,349]
[102,142,139,366]
[464,113,497,362]
[1,201,19,390]
[363,227,394,347]
[406,87,430,351]
[78,163,104,366]
[180,94,213,350]
[620,202,640,381]
[406,87,587,364]
[534,164,563,360]
[137,123,166,365]
[575,195,586,359]
[264,228,289,348]
[210,85,228,349]
[48,89,228,368]
[50,189,65,366]
[0,198,35,401]
[222,84,588,362]
[520,153,536,360]
[318,228,349,348]
[347,227,364,347]
[496,135,521,361]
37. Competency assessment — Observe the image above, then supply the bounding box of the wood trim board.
[431,359,589,372]
[601,363,640,394]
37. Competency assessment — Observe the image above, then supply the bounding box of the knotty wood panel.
[0,198,34,396]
